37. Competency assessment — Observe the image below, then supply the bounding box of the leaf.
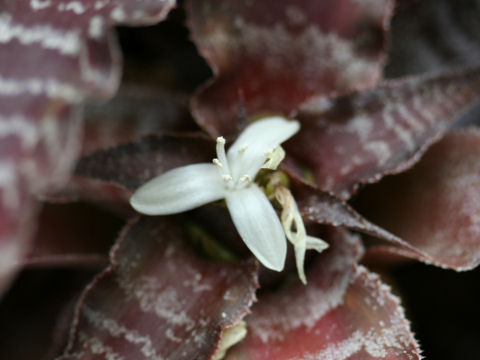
[61,216,258,360]
[0,0,176,294]
[285,66,480,199]
[226,229,421,360]
[356,128,480,271]
[187,0,394,137]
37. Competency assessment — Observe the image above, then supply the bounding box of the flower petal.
[130,163,225,215]
[225,183,286,271]
[227,117,300,180]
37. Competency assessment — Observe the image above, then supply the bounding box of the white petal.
[225,183,286,271]
[130,163,225,215]
[227,116,300,179]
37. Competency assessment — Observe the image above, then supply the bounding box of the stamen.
[222,175,233,182]
[238,144,249,153]
[262,146,286,170]
[212,158,223,168]
[239,175,251,183]
[216,136,231,176]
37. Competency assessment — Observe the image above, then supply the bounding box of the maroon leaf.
[187,0,394,137]
[0,0,176,294]
[82,84,197,155]
[285,66,480,199]
[23,203,123,268]
[61,216,258,360]
[356,128,480,271]
[226,229,421,360]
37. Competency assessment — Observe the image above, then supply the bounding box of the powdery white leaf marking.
[30,0,52,10]
[287,66,480,199]
[0,76,83,102]
[0,13,82,55]
[0,114,39,149]
[78,333,125,360]
[88,15,104,39]
[83,306,164,360]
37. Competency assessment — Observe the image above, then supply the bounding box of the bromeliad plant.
[1,0,480,359]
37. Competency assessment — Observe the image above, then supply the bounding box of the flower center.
[212,136,252,190]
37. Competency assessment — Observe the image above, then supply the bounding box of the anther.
[238,144,249,153]
[216,136,226,145]
[239,175,251,183]
[222,175,233,182]
[212,158,223,168]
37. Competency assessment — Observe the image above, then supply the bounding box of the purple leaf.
[61,216,258,360]
[187,0,394,137]
[285,66,480,199]
[356,128,480,271]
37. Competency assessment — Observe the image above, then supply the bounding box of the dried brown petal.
[226,229,421,360]
[188,0,394,137]
[357,128,480,271]
[286,66,480,199]
[61,216,258,360]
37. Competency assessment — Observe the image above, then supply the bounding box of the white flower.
[130,116,328,278]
